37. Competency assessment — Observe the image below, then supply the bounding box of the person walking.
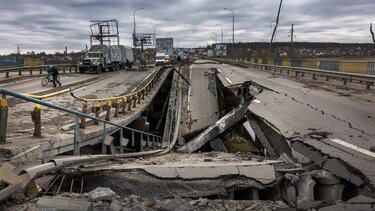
[48,65,61,87]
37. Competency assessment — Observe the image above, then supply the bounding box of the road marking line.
[216,68,221,73]
[253,99,261,104]
[225,77,232,84]
[330,139,375,158]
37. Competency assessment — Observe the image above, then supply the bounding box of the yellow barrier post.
[141,90,145,100]
[121,97,127,114]
[31,104,41,138]
[133,95,137,108]
[114,99,120,118]
[128,96,132,111]
[0,95,8,143]
[105,100,112,121]
[94,101,101,125]
[80,103,87,129]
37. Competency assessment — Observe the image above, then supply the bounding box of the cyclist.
[48,65,61,87]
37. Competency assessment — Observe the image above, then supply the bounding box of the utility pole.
[224,8,234,43]
[289,24,294,59]
[267,0,283,58]
[371,23,375,49]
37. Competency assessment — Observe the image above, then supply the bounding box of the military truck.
[78,45,133,73]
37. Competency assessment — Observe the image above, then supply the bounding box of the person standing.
[49,65,61,87]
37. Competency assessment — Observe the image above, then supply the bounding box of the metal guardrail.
[0,88,163,154]
[0,65,184,201]
[218,59,375,90]
[70,67,168,128]
[0,64,77,78]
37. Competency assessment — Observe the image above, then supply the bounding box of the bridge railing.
[0,64,78,78]
[0,87,163,155]
[70,67,168,129]
[216,59,375,90]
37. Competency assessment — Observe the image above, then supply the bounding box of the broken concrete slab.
[238,165,276,185]
[143,167,178,178]
[36,197,93,211]
[209,138,228,152]
[179,102,249,153]
[187,68,220,135]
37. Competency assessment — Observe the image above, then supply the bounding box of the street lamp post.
[133,7,143,46]
[223,8,234,43]
[211,32,217,44]
[216,24,223,43]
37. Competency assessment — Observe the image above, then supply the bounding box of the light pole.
[154,24,161,45]
[216,24,223,43]
[223,8,234,43]
[177,40,181,55]
[211,32,217,44]
[133,7,143,46]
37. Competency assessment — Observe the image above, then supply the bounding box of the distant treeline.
[224,42,374,49]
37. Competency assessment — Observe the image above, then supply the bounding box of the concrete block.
[37,197,93,211]
[88,187,116,201]
[120,138,129,146]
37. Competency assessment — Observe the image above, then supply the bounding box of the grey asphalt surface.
[194,60,375,186]
[0,73,99,94]
[188,68,219,134]
[5,69,156,138]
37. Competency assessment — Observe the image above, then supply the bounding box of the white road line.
[330,139,375,158]
[253,99,261,104]
[216,68,221,73]
[225,77,232,84]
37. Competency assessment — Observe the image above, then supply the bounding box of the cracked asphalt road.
[196,60,375,187]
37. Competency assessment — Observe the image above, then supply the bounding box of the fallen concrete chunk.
[311,170,340,185]
[89,187,116,201]
[37,197,93,211]
[347,195,375,204]
[179,103,249,153]
[160,195,193,211]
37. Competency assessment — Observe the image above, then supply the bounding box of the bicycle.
[41,73,60,86]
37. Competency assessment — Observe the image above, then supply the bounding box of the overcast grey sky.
[1,0,374,54]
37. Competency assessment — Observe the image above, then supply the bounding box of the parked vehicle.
[78,45,134,73]
[165,54,171,65]
[155,53,166,66]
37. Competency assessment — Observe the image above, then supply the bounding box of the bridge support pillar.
[0,95,8,143]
